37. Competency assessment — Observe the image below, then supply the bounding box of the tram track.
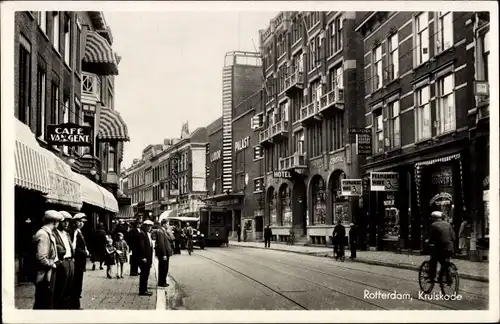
[196,249,390,310]
[231,246,488,301]
[204,248,487,310]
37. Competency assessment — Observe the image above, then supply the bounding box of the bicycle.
[418,253,459,296]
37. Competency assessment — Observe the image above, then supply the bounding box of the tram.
[198,207,231,246]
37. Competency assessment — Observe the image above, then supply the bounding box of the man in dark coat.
[91,223,107,270]
[70,213,89,310]
[333,219,346,261]
[137,220,154,296]
[173,225,182,254]
[52,211,75,309]
[127,220,141,276]
[237,224,242,242]
[264,225,272,248]
[155,219,174,287]
[348,222,358,259]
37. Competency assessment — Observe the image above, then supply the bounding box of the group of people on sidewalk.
[32,210,89,309]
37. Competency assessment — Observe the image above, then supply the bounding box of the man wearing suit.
[32,210,63,309]
[70,213,90,310]
[137,220,154,296]
[155,219,174,287]
[127,219,141,276]
[52,211,75,309]
[264,225,273,248]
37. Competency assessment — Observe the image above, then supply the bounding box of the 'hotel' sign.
[47,123,92,146]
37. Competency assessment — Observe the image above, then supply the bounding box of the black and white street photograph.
[1,1,498,323]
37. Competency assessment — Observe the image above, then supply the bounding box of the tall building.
[258,12,366,244]
[127,125,208,221]
[13,11,129,281]
[355,11,490,259]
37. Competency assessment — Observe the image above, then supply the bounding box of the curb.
[165,274,185,310]
[234,244,489,283]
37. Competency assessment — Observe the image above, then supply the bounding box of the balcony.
[284,70,304,96]
[82,72,101,105]
[259,120,289,145]
[279,152,308,171]
[319,88,345,117]
[299,101,322,125]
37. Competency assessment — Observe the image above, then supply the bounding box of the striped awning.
[83,31,119,76]
[43,150,83,210]
[98,107,130,141]
[14,119,51,193]
[118,205,134,220]
[73,173,118,213]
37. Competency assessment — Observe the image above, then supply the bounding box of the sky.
[104,11,278,169]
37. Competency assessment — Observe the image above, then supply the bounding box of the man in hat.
[155,219,174,287]
[137,219,154,296]
[427,211,456,283]
[32,210,63,309]
[70,213,89,309]
[332,219,346,261]
[52,211,75,309]
[127,218,142,276]
[348,222,358,259]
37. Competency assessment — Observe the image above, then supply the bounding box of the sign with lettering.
[273,170,292,179]
[47,123,92,146]
[349,128,371,134]
[370,172,399,191]
[235,136,250,152]
[341,179,362,196]
[356,133,372,155]
[329,154,344,166]
[210,150,221,162]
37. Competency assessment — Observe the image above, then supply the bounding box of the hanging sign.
[341,179,362,196]
[210,150,221,162]
[47,123,92,146]
[370,172,399,191]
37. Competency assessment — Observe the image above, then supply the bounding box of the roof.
[206,117,223,135]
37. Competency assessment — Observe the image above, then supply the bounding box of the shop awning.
[14,119,51,193]
[98,107,130,141]
[43,150,83,210]
[73,173,118,213]
[82,31,119,76]
[118,205,134,220]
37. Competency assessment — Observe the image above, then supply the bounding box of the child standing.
[114,232,129,279]
[105,236,117,279]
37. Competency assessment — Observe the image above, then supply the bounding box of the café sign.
[47,123,92,146]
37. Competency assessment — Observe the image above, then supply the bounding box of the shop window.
[312,176,326,225]
[269,190,277,226]
[279,185,292,226]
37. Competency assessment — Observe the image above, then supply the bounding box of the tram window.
[210,213,226,226]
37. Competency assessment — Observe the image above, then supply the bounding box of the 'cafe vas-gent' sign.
[47,123,92,146]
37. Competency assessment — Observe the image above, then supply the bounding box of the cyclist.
[427,211,456,283]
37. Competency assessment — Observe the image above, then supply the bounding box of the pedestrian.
[32,210,63,309]
[348,222,358,259]
[104,236,117,279]
[137,220,154,296]
[333,219,346,261]
[91,223,107,271]
[237,224,242,242]
[264,225,272,248]
[127,219,142,276]
[52,211,75,309]
[173,224,182,254]
[114,232,129,279]
[155,219,174,287]
[70,213,89,310]
[458,219,471,255]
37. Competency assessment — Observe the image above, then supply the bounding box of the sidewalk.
[15,259,160,310]
[229,240,489,282]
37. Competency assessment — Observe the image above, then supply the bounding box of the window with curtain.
[312,177,326,225]
[63,13,71,66]
[389,101,401,149]
[415,12,429,66]
[372,45,382,90]
[436,12,453,53]
[436,74,456,134]
[388,33,399,81]
[415,85,431,140]
[374,109,384,153]
[108,144,116,172]
[52,11,60,52]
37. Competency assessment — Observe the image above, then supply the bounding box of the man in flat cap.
[137,219,154,296]
[32,210,63,309]
[52,211,75,309]
[70,213,89,309]
[427,211,456,284]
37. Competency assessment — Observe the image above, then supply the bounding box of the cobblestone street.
[15,260,160,310]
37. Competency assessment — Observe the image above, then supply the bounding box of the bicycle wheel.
[418,261,435,294]
[440,262,459,296]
